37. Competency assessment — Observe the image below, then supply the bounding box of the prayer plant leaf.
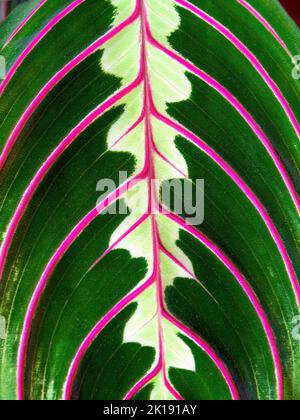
[0,0,299,401]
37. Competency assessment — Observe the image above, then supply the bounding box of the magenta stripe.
[163,372,183,400]
[17,172,146,400]
[154,110,300,311]
[64,273,156,400]
[124,310,238,401]
[124,363,161,400]
[0,0,84,95]
[146,0,236,400]
[0,4,140,171]
[153,141,188,178]
[164,211,284,400]
[110,111,145,150]
[160,243,195,281]
[124,248,237,401]
[121,1,184,401]
[8,0,294,401]
[15,1,144,401]
[64,220,241,401]
[4,0,48,48]
[147,33,300,213]
[89,214,149,271]
[0,75,142,283]
[161,217,281,401]
[18,0,238,400]
[168,212,285,396]
[174,0,300,139]
[237,0,290,55]
[162,309,240,400]
[160,242,223,304]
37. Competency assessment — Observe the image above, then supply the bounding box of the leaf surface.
[0,0,299,400]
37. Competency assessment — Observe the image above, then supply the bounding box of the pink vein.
[153,108,300,310]
[174,0,300,139]
[0,0,85,95]
[63,0,239,401]
[162,309,240,400]
[152,140,188,178]
[3,0,48,48]
[237,0,291,56]
[64,272,156,400]
[0,73,142,282]
[147,31,300,213]
[160,243,222,304]
[17,170,147,400]
[62,206,240,401]
[125,233,240,400]
[160,243,207,287]
[89,213,149,272]
[12,0,289,401]
[110,111,145,150]
[163,210,284,400]
[124,359,161,400]
[129,0,182,399]
[124,1,238,400]
[124,313,239,400]
[151,193,183,400]
[0,2,140,171]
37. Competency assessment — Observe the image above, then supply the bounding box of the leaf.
[0,0,299,401]
[1,1,33,21]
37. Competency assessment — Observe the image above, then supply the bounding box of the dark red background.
[2,1,299,26]
[280,0,300,26]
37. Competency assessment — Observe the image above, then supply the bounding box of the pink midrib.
[124,0,238,400]
[131,0,182,399]
[64,0,239,401]
[4,0,48,48]
[15,0,181,401]
[1,0,298,217]
[11,0,289,401]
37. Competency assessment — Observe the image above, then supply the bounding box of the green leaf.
[0,0,299,400]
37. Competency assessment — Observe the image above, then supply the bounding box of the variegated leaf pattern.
[0,0,299,401]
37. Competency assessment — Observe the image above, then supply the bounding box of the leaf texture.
[0,0,299,400]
